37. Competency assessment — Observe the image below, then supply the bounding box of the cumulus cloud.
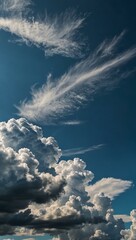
[0,0,85,57]
[62,144,104,157]
[0,118,65,233]
[86,178,132,200]
[121,210,136,239]
[52,193,125,240]
[0,118,134,239]
[17,33,136,124]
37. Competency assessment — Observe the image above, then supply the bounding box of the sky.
[0,0,136,239]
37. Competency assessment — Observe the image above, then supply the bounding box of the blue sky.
[0,0,136,239]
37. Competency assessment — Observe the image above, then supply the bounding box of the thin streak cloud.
[62,144,104,157]
[61,120,84,125]
[17,34,136,124]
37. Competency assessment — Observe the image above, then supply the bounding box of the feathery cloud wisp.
[62,144,104,157]
[0,0,31,15]
[0,9,85,57]
[17,33,136,124]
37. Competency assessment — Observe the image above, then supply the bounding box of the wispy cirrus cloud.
[95,30,126,57]
[0,0,85,57]
[62,144,104,157]
[17,33,136,124]
[0,0,31,15]
[86,177,133,200]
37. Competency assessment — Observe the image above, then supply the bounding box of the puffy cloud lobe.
[25,159,96,233]
[0,118,65,232]
[121,210,136,240]
[0,118,61,168]
[55,158,94,203]
[0,118,134,239]
[51,194,125,239]
[0,144,52,213]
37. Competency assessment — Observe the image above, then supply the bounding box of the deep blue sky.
[0,0,136,238]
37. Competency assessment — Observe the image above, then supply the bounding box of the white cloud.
[0,10,84,57]
[17,34,136,124]
[61,120,84,125]
[22,238,35,240]
[86,177,132,200]
[0,0,31,15]
[95,30,126,57]
[53,193,125,240]
[114,215,131,223]
[62,144,104,157]
[0,118,134,239]
[121,210,136,239]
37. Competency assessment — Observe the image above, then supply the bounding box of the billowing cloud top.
[0,118,134,239]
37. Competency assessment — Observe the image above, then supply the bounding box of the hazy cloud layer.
[17,33,136,124]
[0,118,134,239]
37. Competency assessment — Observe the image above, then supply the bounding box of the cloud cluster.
[0,118,134,239]
[0,118,65,234]
[17,33,136,124]
[0,0,84,57]
[51,193,125,240]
